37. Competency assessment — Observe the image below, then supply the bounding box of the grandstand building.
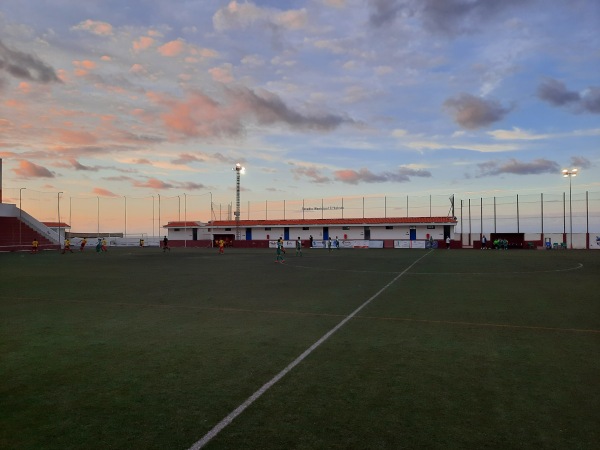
[162,216,458,249]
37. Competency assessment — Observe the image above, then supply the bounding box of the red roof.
[163,221,203,228]
[42,222,71,228]
[207,216,457,227]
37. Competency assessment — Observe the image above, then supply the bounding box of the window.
[385,226,393,230]
[265,227,271,230]
[342,226,350,230]
[302,227,310,230]
[427,225,436,229]
[174,228,180,231]
[225,228,231,231]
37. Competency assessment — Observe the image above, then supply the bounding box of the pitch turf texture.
[1,247,598,450]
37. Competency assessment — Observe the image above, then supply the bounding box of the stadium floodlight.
[562,168,578,249]
[233,163,245,240]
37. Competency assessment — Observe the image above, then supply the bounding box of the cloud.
[368,0,527,36]
[172,153,205,165]
[290,165,331,184]
[55,129,98,145]
[72,20,114,36]
[157,40,186,57]
[537,78,580,106]
[228,86,355,131]
[133,36,154,52]
[368,0,403,27]
[213,1,307,32]
[133,178,174,189]
[537,79,600,114]
[92,187,119,197]
[73,60,97,77]
[476,158,560,177]
[0,39,61,84]
[581,87,600,114]
[148,86,355,139]
[488,127,550,141]
[13,160,55,178]
[209,64,235,84]
[129,177,206,191]
[444,93,512,129]
[178,181,207,191]
[569,156,592,169]
[69,159,100,171]
[334,166,432,184]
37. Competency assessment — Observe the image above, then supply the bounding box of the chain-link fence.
[3,189,599,237]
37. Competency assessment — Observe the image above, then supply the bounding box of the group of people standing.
[275,236,305,263]
[60,237,107,254]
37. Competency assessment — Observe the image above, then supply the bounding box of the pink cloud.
[158,40,186,57]
[72,20,113,36]
[13,160,55,178]
[73,60,97,77]
[18,82,31,94]
[92,187,119,197]
[55,129,98,145]
[133,178,174,189]
[133,36,154,52]
[130,64,147,75]
[209,65,234,83]
[146,90,241,137]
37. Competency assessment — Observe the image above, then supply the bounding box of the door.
[323,227,329,240]
[364,226,370,240]
[284,227,289,240]
[246,228,252,240]
[409,228,416,240]
[192,228,198,241]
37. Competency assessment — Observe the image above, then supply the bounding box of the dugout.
[489,233,524,249]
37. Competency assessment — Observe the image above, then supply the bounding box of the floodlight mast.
[562,168,578,249]
[233,163,245,240]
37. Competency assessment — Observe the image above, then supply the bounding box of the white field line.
[188,250,432,450]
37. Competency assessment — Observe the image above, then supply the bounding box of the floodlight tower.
[233,163,245,240]
[562,168,578,249]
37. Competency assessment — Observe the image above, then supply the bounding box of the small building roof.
[42,221,71,228]
[163,221,204,228]
[207,216,457,227]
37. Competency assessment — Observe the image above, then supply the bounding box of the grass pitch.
[1,247,599,449]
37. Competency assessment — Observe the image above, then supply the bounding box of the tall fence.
[3,189,599,237]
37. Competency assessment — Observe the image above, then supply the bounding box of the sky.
[0,0,599,233]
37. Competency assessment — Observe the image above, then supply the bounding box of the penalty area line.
[187,250,433,449]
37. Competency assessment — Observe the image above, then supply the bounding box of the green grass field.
[1,247,599,449]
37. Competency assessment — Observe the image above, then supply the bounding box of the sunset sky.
[1,1,599,233]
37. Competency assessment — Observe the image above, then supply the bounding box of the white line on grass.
[188,250,433,449]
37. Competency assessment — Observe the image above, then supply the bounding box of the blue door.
[323,227,329,240]
[410,228,416,240]
[284,227,290,240]
[246,228,252,240]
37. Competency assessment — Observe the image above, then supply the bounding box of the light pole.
[232,163,245,241]
[158,193,161,239]
[562,168,578,249]
[58,192,63,248]
[124,196,127,239]
[184,193,187,248]
[97,196,100,236]
[151,195,155,240]
[19,187,26,245]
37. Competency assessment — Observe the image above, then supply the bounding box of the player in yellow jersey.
[62,238,73,254]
